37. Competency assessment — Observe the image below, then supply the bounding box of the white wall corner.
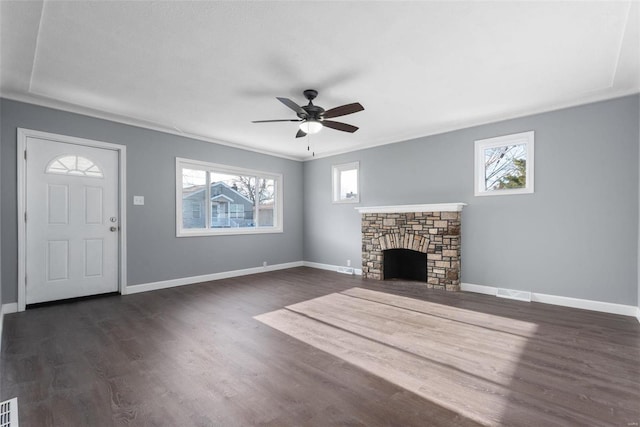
[461,282,638,318]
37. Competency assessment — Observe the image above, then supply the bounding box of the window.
[191,201,201,219]
[474,131,534,196]
[332,161,360,203]
[176,158,283,236]
[46,155,103,178]
[230,204,244,219]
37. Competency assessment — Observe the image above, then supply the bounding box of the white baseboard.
[460,282,497,296]
[461,283,638,318]
[531,292,637,317]
[0,303,19,353]
[126,261,304,295]
[2,303,18,315]
[635,307,640,324]
[302,261,363,276]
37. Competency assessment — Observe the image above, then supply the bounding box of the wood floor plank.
[1,267,639,426]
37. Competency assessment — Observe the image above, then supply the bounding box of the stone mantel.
[355,203,466,214]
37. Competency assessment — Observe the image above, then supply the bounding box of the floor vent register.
[0,398,18,427]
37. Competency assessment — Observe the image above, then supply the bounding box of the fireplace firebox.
[383,249,427,281]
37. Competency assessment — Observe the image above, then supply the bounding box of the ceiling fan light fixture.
[299,120,323,134]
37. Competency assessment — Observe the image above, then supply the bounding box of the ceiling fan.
[252,89,364,138]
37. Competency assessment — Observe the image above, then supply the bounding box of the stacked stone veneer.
[361,211,462,291]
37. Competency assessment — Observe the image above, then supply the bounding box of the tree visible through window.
[484,144,527,190]
[475,131,534,196]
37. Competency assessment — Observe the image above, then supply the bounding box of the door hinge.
[24,150,27,160]
[24,212,27,222]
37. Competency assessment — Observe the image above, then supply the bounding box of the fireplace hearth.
[356,203,466,291]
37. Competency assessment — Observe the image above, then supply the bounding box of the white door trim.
[17,128,127,312]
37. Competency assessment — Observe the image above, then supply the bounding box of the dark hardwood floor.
[2,267,639,426]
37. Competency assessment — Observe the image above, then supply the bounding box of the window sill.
[177,227,283,237]
[474,187,534,197]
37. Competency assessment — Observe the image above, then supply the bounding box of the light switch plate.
[133,196,145,205]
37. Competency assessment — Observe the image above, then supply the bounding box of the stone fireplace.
[356,203,465,291]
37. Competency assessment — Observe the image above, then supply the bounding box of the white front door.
[25,136,120,304]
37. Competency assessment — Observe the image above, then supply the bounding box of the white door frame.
[17,128,128,312]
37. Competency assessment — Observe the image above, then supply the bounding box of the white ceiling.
[1,1,638,160]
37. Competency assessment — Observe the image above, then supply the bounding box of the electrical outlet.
[347,259,351,267]
[263,261,267,267]
[133,196,144,205]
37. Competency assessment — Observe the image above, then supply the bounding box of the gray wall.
[1,99,304,304]
[2,96,638,308]
[0,99,2,308]
[304,95,640,305]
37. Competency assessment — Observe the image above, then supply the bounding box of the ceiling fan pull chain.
[307,133,315,157]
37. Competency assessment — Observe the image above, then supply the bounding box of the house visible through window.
[177,158,283,236]
[191,201,201,219]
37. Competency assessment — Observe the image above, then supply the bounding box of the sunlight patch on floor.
[255,288,538,426]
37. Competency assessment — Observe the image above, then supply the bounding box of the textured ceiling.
[1,1,638,160]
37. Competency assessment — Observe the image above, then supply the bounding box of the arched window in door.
[46,155,103,178]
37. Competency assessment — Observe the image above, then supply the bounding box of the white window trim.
[474,131,534,197]
[176,158,283,237]
[332,161,360,204]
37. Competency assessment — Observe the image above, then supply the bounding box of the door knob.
[110,226,118,232]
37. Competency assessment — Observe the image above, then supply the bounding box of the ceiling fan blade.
[323,102,364,119]
[296,129,307,138]
[277,97,307,116]
[252,119,301,123]
[322,120,359,133]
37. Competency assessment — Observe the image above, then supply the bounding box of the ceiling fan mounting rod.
[303,89,318,102]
